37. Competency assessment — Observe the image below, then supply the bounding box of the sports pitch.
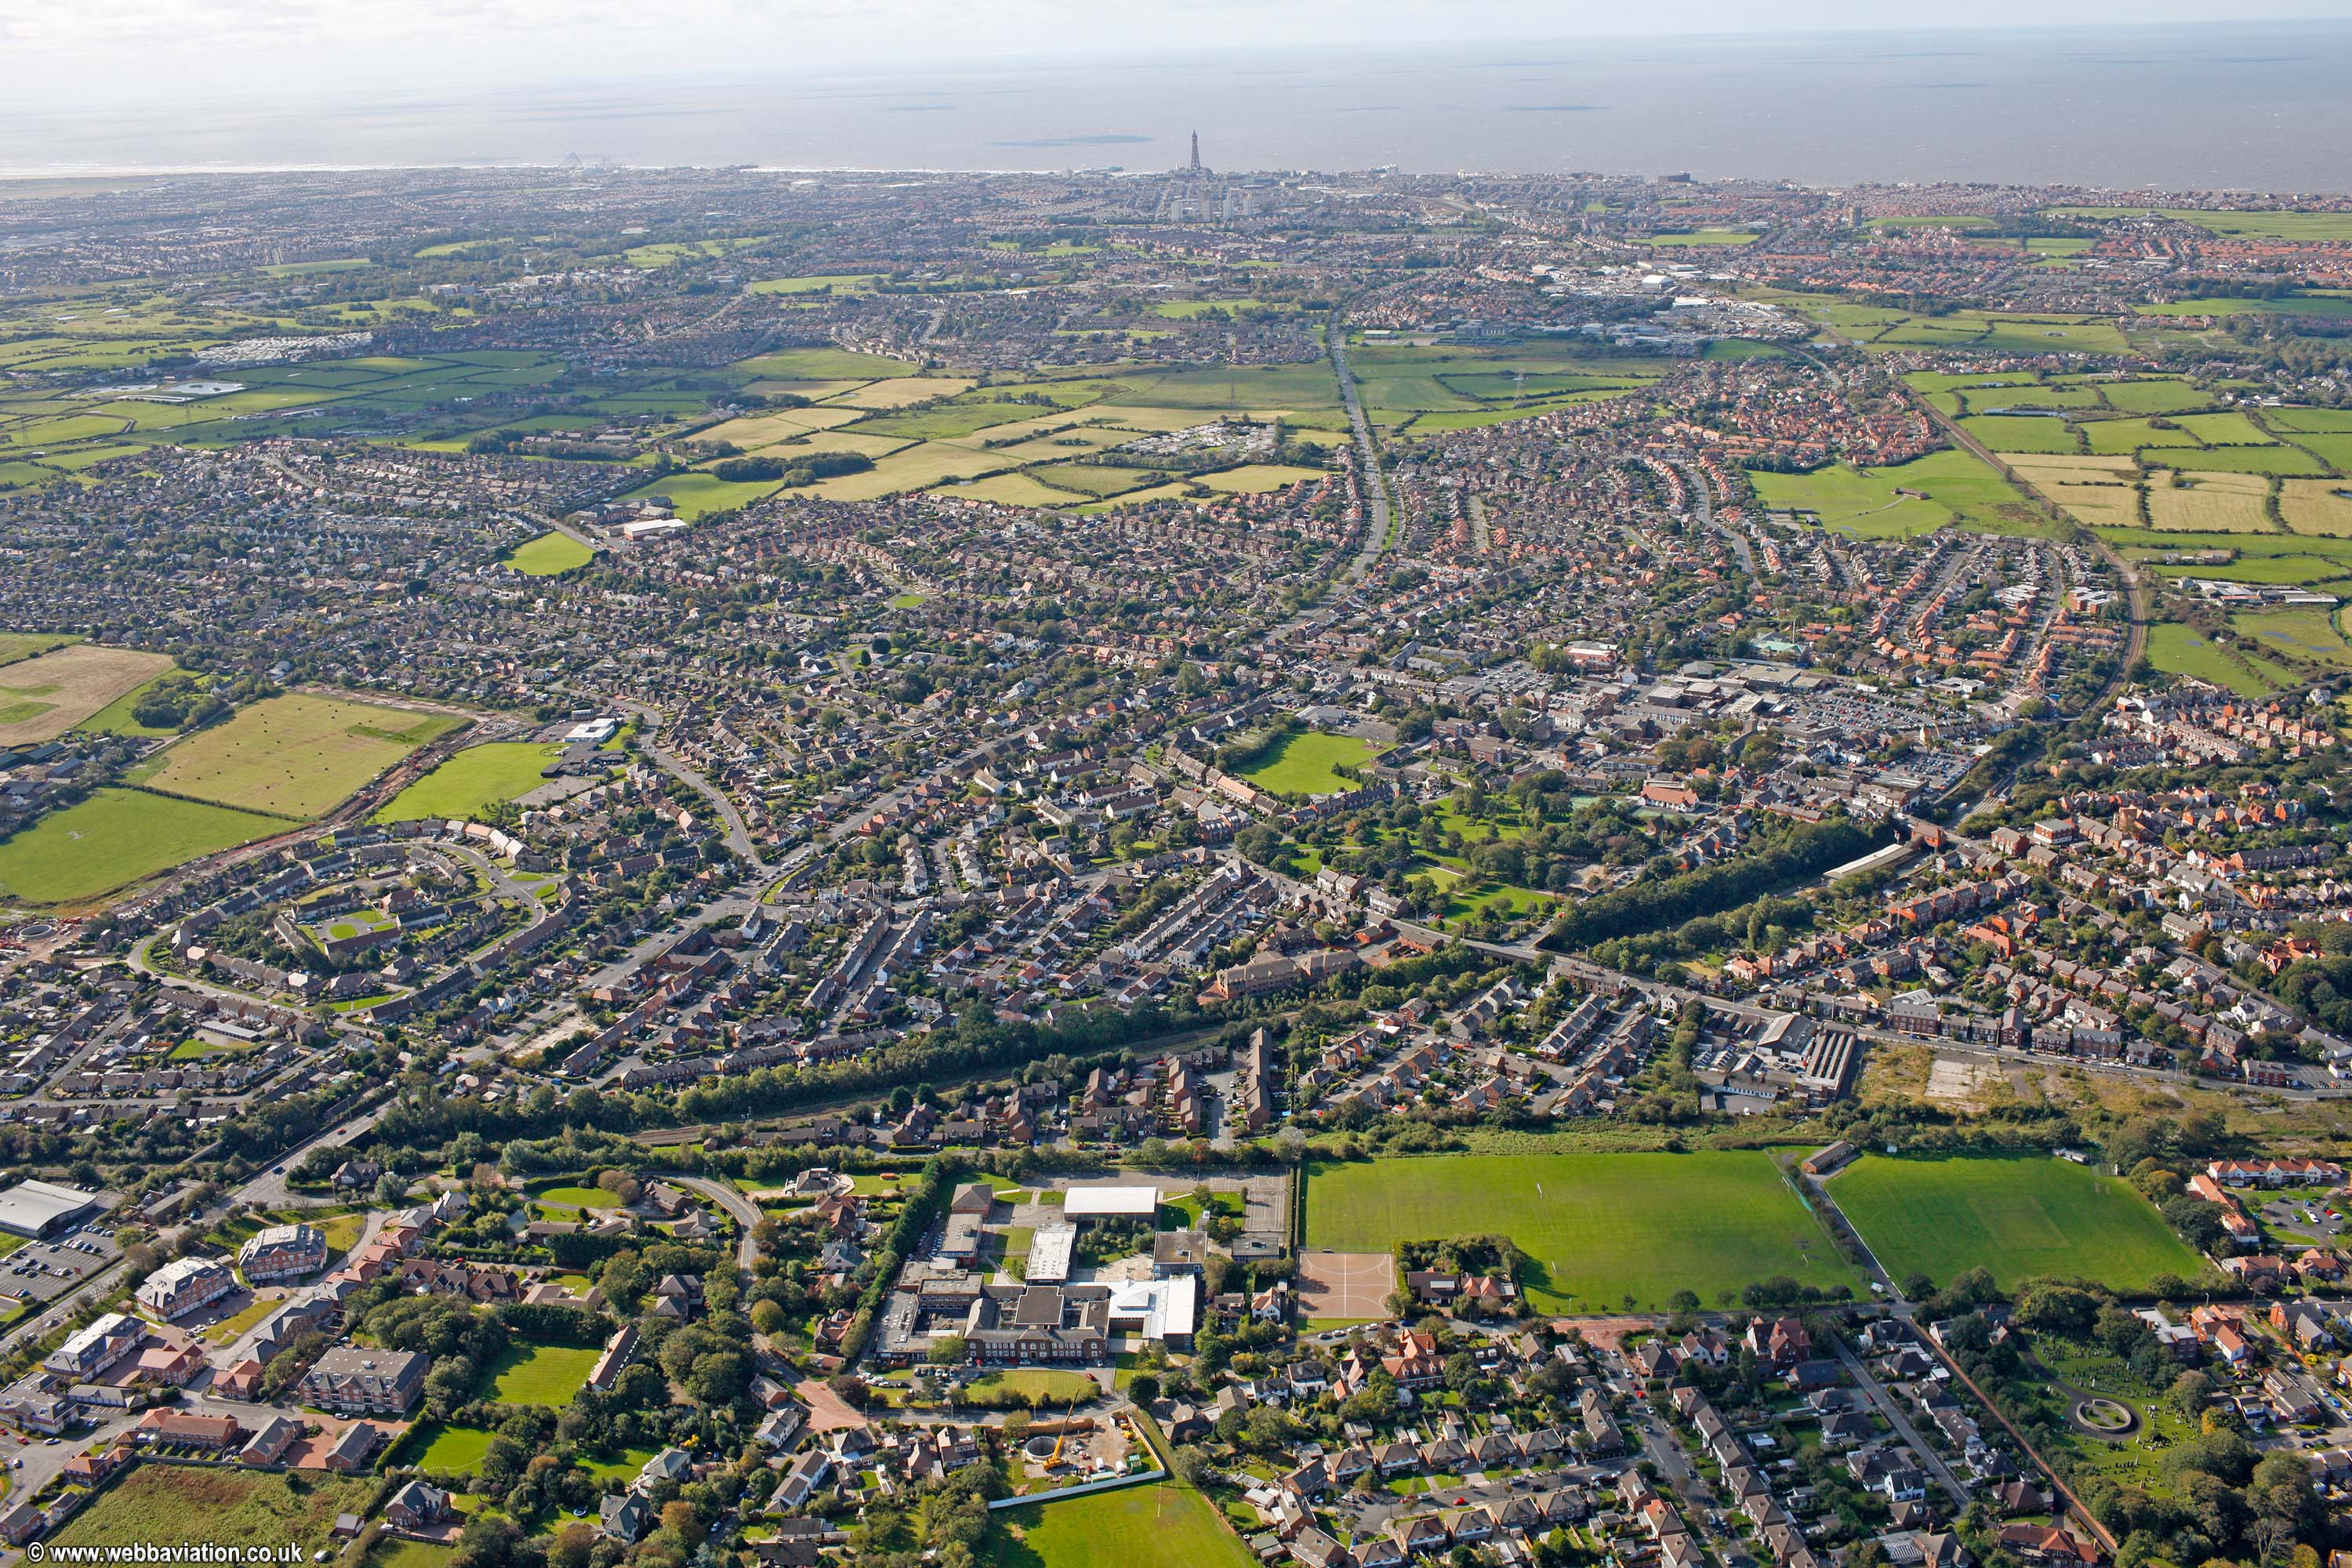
[134,693,460,818]
[0,787,283,905]
[1304,1151,1861,1312]
[1828,1153,2209,1293]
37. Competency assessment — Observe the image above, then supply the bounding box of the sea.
[4,21,2351,191]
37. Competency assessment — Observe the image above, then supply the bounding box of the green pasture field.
[481,1342,601,1407]
[505,532,594,575]
[1237,730,1378,797]
[980,1479,1254,1568]
[617,469,793,520]
[2094,379,2216,415]
[2082,416,2192,456]
[2144,615,2275,692]
[729,347,919,381]
[1305,1151,1860,1312]
[1104,363,1343,414]
[48,1465,372,1558]
[2049,207,2352,241]
[2169,411,2276,446]
[2234,607,2352,667]
[1754,448,2049,538]
[2288,434,2352,474]
[2136,294,2352,321]
[2270,408,2352,434]
[374,742,566,822]
[1749,463,1948,538]
[1962,415,2078,454]
[1829,1154,2212,1293]
[1958,385,2103,412]
[0,787,283,905]
[132,692,459,818]
[747,273,884,294]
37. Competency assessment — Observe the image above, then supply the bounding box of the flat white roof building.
[1026,1225,1076,1285]
[1107,1276,1198,1343]
[1062,1184,1158,1220]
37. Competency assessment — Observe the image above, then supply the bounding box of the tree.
[929,1334,968,1367]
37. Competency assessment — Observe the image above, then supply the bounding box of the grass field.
[0,631,76,667]
[1237,730,1378,797]
[1750,463,1948,537]
[135,693,459,818]
[408,1423,499,1473]
[0,787,283,904]
[2144,622,2279,698]
[2049,207,2352,241]
[981,1479,1254,1568]
[967,1368,1102,1404]
[505,532,593,575]
[49,1465,373,1556]
[374,742,564,822]
[482,1341,601,1407]
[2234,607,2352,667]
[1830,1154,2209,1294]
[0,643,175,746]
[1305,1152,1860,1312]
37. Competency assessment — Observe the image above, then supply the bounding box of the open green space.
[2049,207,2352,241]
[408,1422,499,1474]
[0,787,283,904]
[981,1478,1254,1568]
[1305,1151,1860,1312]
[481,1342,602,1407]
[2234,606,2352,667]
[1750,448,2048,539]
[505,532,594,575]
[1829,1154,2209,1294]
[1236,730,1378,797]
[132,693,459,818]
[374,742,565,822]
[0,632,77,666]
[966,1368,1102,1405]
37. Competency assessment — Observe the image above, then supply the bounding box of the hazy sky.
[4,0,2350,106]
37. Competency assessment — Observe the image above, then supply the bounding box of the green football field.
[1305,1151,1862,1312]
[1828,1153,2209,1293]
